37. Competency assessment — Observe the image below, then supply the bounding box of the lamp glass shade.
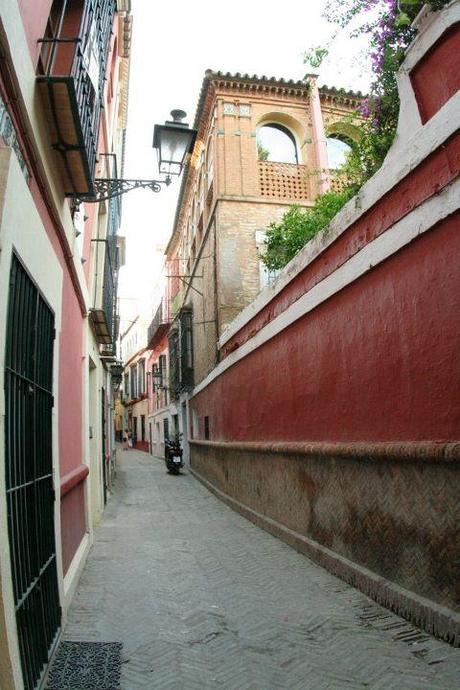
[153,121,197,176]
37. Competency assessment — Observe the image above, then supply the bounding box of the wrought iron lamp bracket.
[75,176,172,204]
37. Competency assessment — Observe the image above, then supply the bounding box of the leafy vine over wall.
[261,1,451,271]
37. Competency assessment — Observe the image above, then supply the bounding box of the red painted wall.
[60,483,86,574]
[222,132,460,358]
[193,212,460,444]
[59,276,83,478]
[411,23,460,123]
[134,440,149,452]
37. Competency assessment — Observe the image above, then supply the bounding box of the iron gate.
[4,254,61,689]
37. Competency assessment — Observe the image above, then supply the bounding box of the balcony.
[258,161,311,202]
[147,299,172,349]
[90,193,120,348]
[37,0,116,197]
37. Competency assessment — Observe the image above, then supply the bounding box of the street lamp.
[153,110,197,177]
[82,110,197,203]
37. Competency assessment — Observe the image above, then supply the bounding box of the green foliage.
[303,46,329,69]
[261,189,355,271]
[260,0,451,271]
[320,0,451,187]
[257,141,270,161]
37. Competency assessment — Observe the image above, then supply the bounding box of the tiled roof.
[319,84,365,101]
[193,69,312,130]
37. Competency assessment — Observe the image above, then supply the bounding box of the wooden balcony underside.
[89,308,112,345]
[38,78,95,197]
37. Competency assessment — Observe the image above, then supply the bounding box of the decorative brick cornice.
[319,84,366,107]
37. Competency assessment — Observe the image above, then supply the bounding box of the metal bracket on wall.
[167,274,203,297]
[73,177,171,204]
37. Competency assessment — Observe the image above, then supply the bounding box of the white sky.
[118,0,371,332]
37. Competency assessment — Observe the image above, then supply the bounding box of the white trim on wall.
[219,28,460,350]
[194,176,460,398]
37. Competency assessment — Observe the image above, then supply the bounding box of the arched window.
[326,137,353,169]
[257,124,298,164]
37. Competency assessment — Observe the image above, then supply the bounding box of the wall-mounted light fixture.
[80,110,197,203]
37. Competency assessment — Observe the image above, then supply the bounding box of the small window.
[172,414,179,437]
[163,418,169,442]
[138,360,145,396]
[158,354,167,387]
[204,416,210,440]
[130,365,137,399]
[255,229,280,289]
[257,124,298,164]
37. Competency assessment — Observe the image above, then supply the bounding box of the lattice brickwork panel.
[330,171,349,194]
[259,161,311,201]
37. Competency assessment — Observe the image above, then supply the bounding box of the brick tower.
[165,71,363,388]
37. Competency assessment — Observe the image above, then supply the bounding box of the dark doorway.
[4,254,61,689]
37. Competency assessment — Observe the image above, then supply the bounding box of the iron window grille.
[158,354,167,389]
[90,162,121,349]
[147,299,172,348]
[4,255,61,690]
[168,330,180,399]
[180,309,194,390]
[137,360,145,396]
[130,365,137,399]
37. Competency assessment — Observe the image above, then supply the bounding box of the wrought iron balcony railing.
[37,0,116,197]
[147,299,172,349]
[90,192,121,349]
[168,329,181,399]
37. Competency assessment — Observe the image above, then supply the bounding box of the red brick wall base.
[134,440,149,453]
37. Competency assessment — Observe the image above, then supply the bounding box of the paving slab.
[63,448,460,689]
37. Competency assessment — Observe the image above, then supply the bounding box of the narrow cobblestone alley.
[62,449,460,690]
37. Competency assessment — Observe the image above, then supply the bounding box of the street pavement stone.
[63,448,460,689]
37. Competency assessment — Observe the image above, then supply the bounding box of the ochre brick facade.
[166,71,362,386]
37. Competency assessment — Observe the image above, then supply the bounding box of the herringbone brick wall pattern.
[192,445,460,639]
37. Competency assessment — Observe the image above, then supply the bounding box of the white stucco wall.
[0,149,64,689]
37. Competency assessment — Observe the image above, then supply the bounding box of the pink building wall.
[11,1,123,574]
[17,0,53,66]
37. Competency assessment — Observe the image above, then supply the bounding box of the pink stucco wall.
[59,277,83,477]
[17,0,53,66]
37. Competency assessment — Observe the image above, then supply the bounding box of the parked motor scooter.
[164,436,183,474]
